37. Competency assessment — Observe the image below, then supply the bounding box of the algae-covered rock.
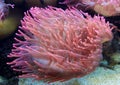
[18,65,120,85]
[111,52,120,64]
[78,65,120,85]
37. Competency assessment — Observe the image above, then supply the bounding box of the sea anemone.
[62,0,120,17]
[7,7,113,82]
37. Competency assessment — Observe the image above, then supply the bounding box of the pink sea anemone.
[62,0,120,17]
[7,7,113,82]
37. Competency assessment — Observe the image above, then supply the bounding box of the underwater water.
[0,0,120,85]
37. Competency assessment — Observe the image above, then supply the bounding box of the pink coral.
[62,0,120,17]
[8,7,113,82]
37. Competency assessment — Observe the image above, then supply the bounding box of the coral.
[7,7,113,82]
[0,7,23,40]
[0,0,14,21]
[62,0,120,17]
[0,16,19,39]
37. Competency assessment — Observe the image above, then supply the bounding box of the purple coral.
[0,0,14,20]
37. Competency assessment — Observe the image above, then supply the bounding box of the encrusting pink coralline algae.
[7,7,113,82]
[62,0,120,17]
